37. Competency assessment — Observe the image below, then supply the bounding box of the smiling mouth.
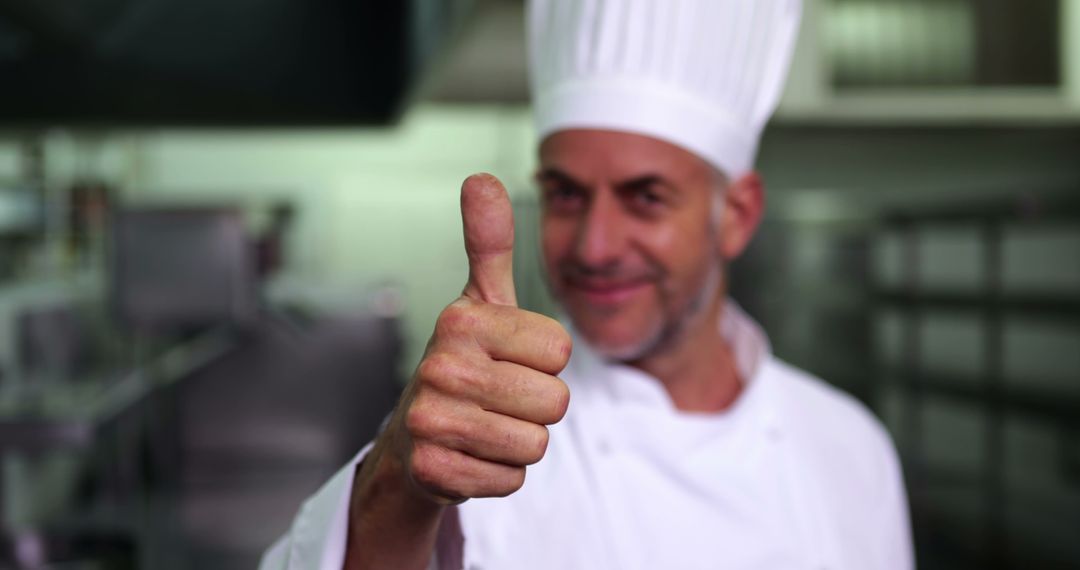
[564,278,651,305]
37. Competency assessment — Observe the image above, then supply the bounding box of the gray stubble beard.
[605,189,729,363]
[607,250,725,364]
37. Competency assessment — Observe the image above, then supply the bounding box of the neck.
[627,295,742,413]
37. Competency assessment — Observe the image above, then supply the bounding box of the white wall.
[0,105,545,373]
[122,105,538,370]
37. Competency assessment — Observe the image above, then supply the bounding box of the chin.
[553,285,666,361]
[574,319,664,362]
[590,340,651,362]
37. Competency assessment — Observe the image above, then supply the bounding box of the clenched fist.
[345,174,572,569]
[387,173,572,503]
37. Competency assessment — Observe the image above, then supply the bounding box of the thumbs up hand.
[388,174,572,503]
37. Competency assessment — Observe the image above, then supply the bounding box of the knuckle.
[403,400,442,439]
[411,444,472,501]
[416,352,459,391]
[418,352,484,396]
[412,351,447,382]
[415,353,442,383]
[403,404,427,437]
[435,301,478,339]
[408,444,447,490]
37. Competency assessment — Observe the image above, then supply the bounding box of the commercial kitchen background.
[0,0,1078,568]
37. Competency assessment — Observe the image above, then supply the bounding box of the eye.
[542,184,587,213]
[632,185,662,206]
[621,182,667,214]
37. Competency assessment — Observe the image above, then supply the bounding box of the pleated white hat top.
[528,0,802,178]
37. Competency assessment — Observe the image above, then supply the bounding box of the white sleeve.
[259,443,372,570]
[258,442,455,570]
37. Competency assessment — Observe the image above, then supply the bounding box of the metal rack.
[874,193,1080,569]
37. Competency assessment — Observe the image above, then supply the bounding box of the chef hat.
[528,0,802,178]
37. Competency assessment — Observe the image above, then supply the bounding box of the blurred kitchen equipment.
[0,0,471,127]
[109,207,257,334]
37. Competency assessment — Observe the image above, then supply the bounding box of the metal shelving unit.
[874,193,1080,569]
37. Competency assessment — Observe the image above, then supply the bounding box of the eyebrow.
[615,174,672,193]
[535,169,676,193]
[535,168,585,190]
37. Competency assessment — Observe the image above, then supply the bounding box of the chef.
[262,0,914,568]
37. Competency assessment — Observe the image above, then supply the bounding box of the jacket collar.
[563,298,775,418]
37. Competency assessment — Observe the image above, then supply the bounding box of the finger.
[475,302,570,373]
[418,349,570,425]
[475,360,571,426]
[409,397,551,466]
[482,308,572,375]
[409,442,527,500]
[460,173,517,307]
[435,300,572,375]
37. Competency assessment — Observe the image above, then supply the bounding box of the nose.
[573,189,628,269]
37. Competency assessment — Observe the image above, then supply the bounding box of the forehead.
[538,129,717,185]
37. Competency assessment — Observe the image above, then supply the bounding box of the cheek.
[540,217,574,274]
[644,217,715,291]
[646,216,705,257]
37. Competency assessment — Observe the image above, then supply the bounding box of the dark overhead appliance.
[0,0,471,127]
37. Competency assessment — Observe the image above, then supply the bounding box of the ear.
[717,171,765,261]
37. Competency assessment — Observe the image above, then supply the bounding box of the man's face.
[537,129,727,361]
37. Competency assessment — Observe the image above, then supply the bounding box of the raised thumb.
[460,173,517,306]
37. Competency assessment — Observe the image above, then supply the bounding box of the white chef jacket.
[260,301,914,570]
